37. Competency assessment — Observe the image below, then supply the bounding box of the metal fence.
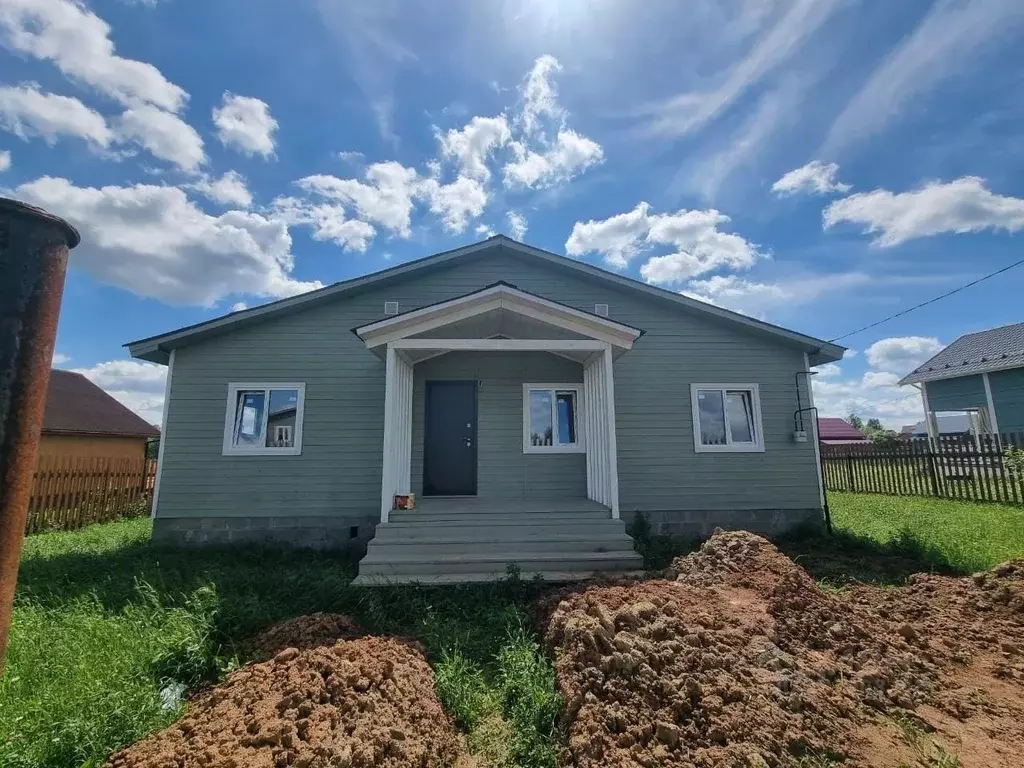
[27,455,157,533]
[821,433,1024,505]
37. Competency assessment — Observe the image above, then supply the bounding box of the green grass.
[829,492,1024,573]
[2,519,561,768]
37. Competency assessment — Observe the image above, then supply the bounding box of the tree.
[847,413,864,430]
[865,418,884,432]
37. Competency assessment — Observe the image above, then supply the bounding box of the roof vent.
[594,303,609,317]
[384,301,399,315]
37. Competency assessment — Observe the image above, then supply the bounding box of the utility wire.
[828,256,1024,343]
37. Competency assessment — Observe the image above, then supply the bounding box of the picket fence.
[821,433,1024,505]
[27,455,157,533]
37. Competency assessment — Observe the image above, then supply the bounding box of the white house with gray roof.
[899,322,1024,440]
[127,236,844,584]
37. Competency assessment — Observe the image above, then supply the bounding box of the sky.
[2,0,1023,428]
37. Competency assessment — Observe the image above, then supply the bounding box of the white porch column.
[381,346,414,523]
[983,372,1000,438]
[602,344,621,519]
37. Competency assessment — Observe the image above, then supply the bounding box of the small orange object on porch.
[394,493,416,510]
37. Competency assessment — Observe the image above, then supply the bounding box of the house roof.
[126,236,846,366]
[899,322,1024,385]
[43,369,160,439]
[817,417,868,441]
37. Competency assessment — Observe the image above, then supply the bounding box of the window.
[222,383,306,455]
[690,384,764,453]
[523,384,584,453]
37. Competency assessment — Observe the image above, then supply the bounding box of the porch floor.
[352,496,643,585]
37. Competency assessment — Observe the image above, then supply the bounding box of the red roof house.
[817,417,869,445]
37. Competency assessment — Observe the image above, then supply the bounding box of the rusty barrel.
[0,197,79,672]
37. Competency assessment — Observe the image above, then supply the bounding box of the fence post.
[845,453,856,491]
[926,442,940,498]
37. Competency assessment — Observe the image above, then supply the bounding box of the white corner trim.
[221,382,306,456]
[804,352,825,509]
[151,348,175,519]
[690,383,765,453]
[982,372,1001,435]
[602,344,620,519]
[522,383,586,454]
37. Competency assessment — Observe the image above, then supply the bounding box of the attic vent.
[594,303,609,317]
[384,301,399,315]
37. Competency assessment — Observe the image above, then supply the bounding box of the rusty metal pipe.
[0,197,79,673]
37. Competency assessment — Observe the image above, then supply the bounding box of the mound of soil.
[105,636,464,768]
[247,613,362,662]
[544,530,1024,767]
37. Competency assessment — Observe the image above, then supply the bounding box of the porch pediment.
[353,282,643,359]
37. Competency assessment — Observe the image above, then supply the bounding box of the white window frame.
[222,382,306,456]
[522,383,585,454]
[690,383,765,453]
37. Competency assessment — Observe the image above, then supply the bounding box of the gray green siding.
[410,352,586,500]
[925,375,986,412]
[156,244,822,526]
[990,368,1024,433]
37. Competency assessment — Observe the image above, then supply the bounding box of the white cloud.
[212,93,278,158]
[72,359,167,425]
[823,177,1024,247]
[813,362,842,378]
[420,175,488,234]
[843,348,857,359]
[518,55,565,135]
[681,272,871,316]
[503,129,603,189]
[812,370,923,429]
[191,171,252,208]
[823,0,1024,155]
[0,83,112,147]
[298,161,421,237]
[643,0,841,137]
[565,202,652,268]
[230,301,247,312]
[475,223,496,238]
[17,176,322,306]
[436,115,511,182]
[865,336,944,374]
[0,0,188,111]
[0,149,8,170]
[337,150,365,165]
[772,160,850,197]
[116,104,205,172]
[51,351,70,365]
[270,195,376,252]
[567,203,764,278]
[506,210,527,241]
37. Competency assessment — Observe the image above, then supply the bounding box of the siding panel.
[990,368,1024,433]
[925,375,987,412]
[157,244,822,521]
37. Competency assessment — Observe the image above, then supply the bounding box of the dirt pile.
[105,636,464,768]
[247,613,362,661]
[544,529,1024,767]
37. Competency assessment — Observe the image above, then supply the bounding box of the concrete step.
[387,511,614,525]
[357,550,644,577]
[371,525,630,541]
[365,538,637,557]
[352,569,646,586]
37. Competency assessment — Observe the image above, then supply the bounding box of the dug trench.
[106,531,1024,767]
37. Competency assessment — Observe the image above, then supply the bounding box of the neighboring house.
[817,417,869,445]
[127,236,844,583]
[40,369,160,459]
[898,322,1024,439]
[901,414,975,439]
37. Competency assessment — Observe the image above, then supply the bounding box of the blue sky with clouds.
[2,0,1023,427]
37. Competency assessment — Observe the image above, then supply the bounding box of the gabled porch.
[350,282,645,584]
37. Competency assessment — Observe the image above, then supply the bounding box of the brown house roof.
[42,369,160,439]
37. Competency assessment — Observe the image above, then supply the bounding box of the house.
[901,414,975,439]
[898,322,1024,439]
[817,417,869,445]
[39,369,160,459]
[127,236,844,584]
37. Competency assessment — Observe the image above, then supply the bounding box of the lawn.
[3,492,1023,768]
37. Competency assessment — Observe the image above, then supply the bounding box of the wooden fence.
[821,433,1024,505]
[27,455,157,533]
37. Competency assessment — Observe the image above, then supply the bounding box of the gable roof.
[43,369,160,438]
[816,417,868,442]
[898,322,1024,385]
[126,236,845,366]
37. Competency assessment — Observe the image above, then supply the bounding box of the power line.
[828,256,1024,343]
